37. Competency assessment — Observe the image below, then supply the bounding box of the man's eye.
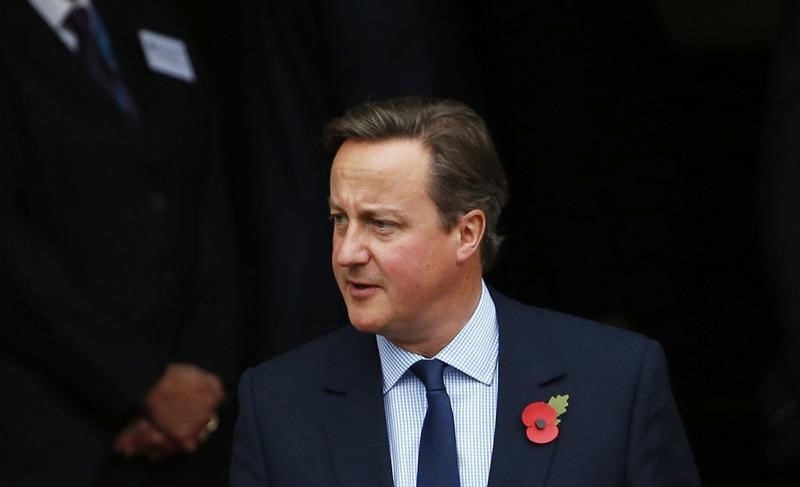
[329,214,347,225]
[373,220,395,231]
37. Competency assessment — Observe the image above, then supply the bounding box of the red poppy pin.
[521,394,569,444]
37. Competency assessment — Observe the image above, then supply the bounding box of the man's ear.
[455,209,486,264]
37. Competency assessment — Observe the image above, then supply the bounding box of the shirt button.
[148,192,167,212]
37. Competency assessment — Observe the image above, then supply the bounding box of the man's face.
[329,138,466,347]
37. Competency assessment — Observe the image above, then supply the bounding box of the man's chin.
[347,316,386,335]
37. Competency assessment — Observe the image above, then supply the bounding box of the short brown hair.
[323,97,508,270]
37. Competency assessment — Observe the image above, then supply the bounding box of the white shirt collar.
[28,0,91,29]
[27,0,93,50]
[377,280,499,393]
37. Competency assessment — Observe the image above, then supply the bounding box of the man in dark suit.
[230,98,700,486]
[0,1,238,485]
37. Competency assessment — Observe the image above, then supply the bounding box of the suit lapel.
[321,330,394,487]
[488,292,566,487]
[1,2,130,121]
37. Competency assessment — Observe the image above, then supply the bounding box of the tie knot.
[62,6,91,37]
[410,359,447,392]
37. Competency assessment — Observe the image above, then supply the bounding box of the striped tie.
[62,6,139,120]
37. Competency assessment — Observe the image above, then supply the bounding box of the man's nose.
[333,228,370,266]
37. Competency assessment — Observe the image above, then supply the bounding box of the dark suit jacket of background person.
[0,1,239,485]
[230,290,700,487]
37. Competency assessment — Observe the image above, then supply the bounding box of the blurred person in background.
[0,1,239,485]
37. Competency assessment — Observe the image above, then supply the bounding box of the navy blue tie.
[62,6,139,120]
[411,359,460,487]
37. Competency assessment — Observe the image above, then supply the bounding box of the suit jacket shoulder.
[493,291,657,382]
[488,290,700,487]
[232,325,394,486]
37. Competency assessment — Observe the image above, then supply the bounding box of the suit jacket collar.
[487,289,566,487]
[318,289,567,487]
[321,330,395,487]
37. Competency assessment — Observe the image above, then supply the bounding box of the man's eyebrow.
[361,207,404,218]
[327,200,404,218]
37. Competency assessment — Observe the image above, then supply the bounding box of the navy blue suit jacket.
[230,291,700,486]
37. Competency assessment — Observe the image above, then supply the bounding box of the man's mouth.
[347,280,381,297]
[350,281,377,289]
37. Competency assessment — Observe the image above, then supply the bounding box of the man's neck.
[389,276,484,358]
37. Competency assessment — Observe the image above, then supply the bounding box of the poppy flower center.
[535,418,547,430]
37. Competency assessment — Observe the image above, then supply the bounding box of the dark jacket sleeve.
[625,340,701,486]
[0,58,165,422]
